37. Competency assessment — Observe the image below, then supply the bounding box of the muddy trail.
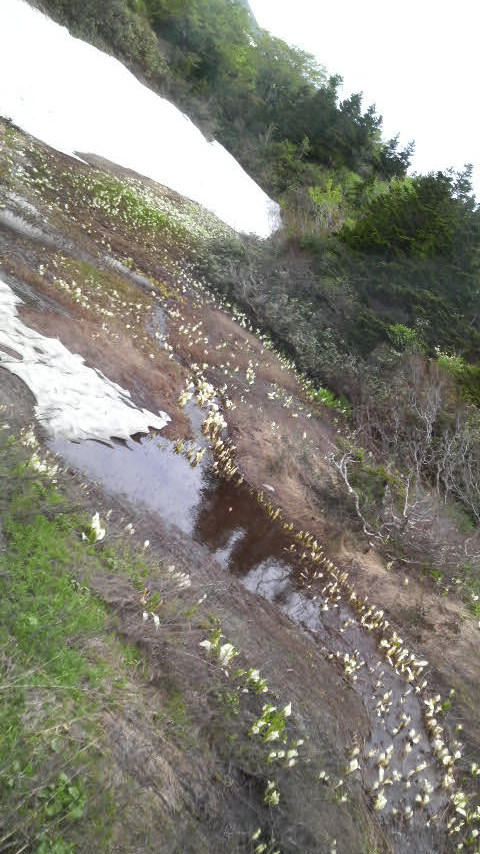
[2,120,480,854]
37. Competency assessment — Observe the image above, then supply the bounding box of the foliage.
[436,350,480,405]
[387,323,422,352]
[337,353,480,538]
[341,169,479,261]
[35,838,76,854]
[308,179,347,233]
[306,383,351,416]
[37,773,87,821]
[36,0,412,199]
[35,0,165,77]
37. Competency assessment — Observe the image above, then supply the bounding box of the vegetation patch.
[0,433,115,853]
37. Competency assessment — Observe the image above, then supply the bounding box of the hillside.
[27,0,480,367]
[1,3,480,854]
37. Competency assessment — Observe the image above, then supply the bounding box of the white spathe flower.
[85,511,106,543]
[265,730,280,742]
[283,702,292,717]
[218,643,237,665]
[199,639,212,652]
[264,781,280,806]
[373,790,387,811]
[262,704,276,714]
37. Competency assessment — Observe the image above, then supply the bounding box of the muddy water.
[50,431,449,853]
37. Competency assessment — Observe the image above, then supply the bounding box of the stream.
[50,429,450,854]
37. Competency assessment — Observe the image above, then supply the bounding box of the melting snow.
[0,277,170,443]
[0,0,280,238]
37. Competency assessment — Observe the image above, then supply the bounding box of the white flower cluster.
[199,637,238,667]
[166,564,191,590]
[249,701,292,744]
[263,780,280,807]
[251,828,280,854]
[241,667,268,694]
[27,452,59,480]
[267,745,301,768]
[18,426,58,480]
[143,610,160,630]
[82,511,106,544]
[20,425,37,448]
[245,360,256,386]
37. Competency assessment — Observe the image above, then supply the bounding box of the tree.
[375,134,414,179]
[341,170,478,260]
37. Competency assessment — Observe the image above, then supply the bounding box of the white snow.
[0,276,170,443]
[0,0,280,238]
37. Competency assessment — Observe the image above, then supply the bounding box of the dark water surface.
[50,433,291,572]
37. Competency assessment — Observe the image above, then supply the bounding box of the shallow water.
[50,433,290,569]
[52,434,205,534]
[0,208,53,244]
[49,430,449,853]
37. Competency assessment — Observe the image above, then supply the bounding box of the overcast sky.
[249,0,479,199]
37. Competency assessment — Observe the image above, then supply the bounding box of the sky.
[249,0,480,198]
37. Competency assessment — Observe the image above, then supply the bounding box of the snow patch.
[0,0,280,238]
[0,277,170,443]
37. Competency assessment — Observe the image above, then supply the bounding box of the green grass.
[70,171,175,235]
[0,440,127,853]
[306,383,351,416]
[0,513,107,688]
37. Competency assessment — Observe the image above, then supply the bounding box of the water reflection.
[193,476,292,573]
[51,434,204,533]
[52,432,294,574]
